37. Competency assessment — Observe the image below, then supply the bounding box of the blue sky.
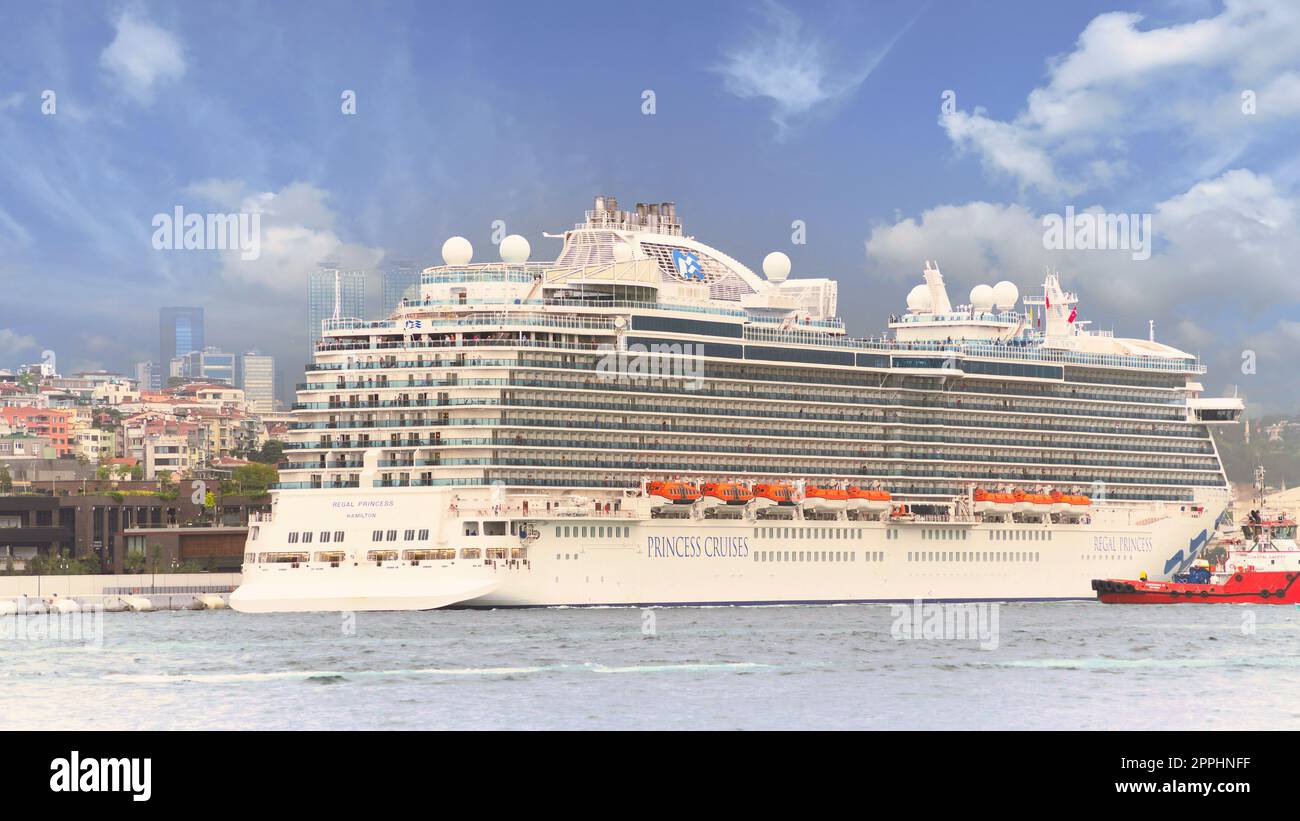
[1,0,1298,411]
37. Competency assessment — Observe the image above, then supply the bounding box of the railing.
[311,314,1204,374]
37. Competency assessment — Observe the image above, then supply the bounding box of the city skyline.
[0,1,1298,414]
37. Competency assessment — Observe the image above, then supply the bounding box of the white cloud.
[864,168,1300,321]
[860,168,1300,407]
[100,8,186,103]
[940,1,1300,195]
[716,0,915,137]
[187,179,385,294]
[0,328,37,358]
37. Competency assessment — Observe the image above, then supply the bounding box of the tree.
[228,463,279,496]
[250,440,285,465]
[0,465,12,494]
[124,552,146,574]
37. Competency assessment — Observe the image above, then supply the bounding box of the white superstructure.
[231,196,1241,612]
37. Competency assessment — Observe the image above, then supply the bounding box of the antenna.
[332,270,341,321]
[1149,319,1154,342]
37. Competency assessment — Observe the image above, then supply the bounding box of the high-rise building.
[180,347,236,385]
[308,266,366,352]
[381,259,422,315]
[135,361,162,392]
[159,307,205,367]
[238,351,275,414]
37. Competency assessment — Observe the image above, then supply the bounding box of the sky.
[1,0,1298,412]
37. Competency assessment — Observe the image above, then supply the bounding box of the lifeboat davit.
[846,486,892,513]
[802,485,848,511]
[973,488,1015,514]
[646,481,701,505]
[751,483,795,507]
[890,503,916,522]
[699,481,753,507]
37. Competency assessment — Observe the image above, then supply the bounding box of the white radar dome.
[441,236,473,266]
[762,251,791,282]
[906,284,932,311]
[969,284,995,313]
[612,242,633,263]
[992,280,1019,310]
[499,234,531,264]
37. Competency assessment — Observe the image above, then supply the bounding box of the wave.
[103,660,770,683]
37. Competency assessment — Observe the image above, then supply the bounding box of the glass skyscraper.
[381,260,422,315]
[308,267,367,352]
[159,307,205,367]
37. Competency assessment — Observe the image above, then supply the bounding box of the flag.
[1068,307,1077,323]
[1045,294,1051,309]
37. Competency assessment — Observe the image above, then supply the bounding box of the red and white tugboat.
[1093,467,1300,604]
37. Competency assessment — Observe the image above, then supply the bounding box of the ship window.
[464,522,479,536]
[373,530,383,541]
[623,527,629,537]
[302,532,313,544]
[418,529,428,540]
[335,531,345,542]
[404,529,416,540]
[250,527,259,541]
[287,532,299,544]
[320,531,331,543]
[484,521,507,536]
[387,530,398,541]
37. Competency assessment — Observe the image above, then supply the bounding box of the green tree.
[251,440,285,465]
[0,465,12,494]
[124,552,146,574]
[229,462,279,496]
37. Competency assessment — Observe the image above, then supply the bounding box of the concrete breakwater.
[0,573,241,613]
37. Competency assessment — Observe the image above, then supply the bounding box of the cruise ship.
[230,196,1243,612]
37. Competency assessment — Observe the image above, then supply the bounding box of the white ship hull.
[231,488,1226,611]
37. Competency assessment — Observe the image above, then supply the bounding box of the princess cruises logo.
[671,248,706,281]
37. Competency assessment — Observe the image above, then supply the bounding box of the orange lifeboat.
[846,486,892,512]
[646,480,701,505]
[890,503,916,521]
[973,488,1015,513]
[801,485,848,511]
[1050,491,1091,517]
[700,482,753,506]
[1013,489,1053,513]
[751,483,795,506]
